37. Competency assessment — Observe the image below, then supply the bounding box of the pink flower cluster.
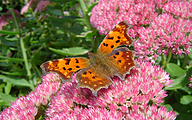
[0,73,60,120]
[0,61,176,119]
[163,1,192,19]
[134,14,192,62]
[47,104,175,120]
[90,0,158,35]
[45,60,175,119]
[90,0,192,60]
[189,75,192,88]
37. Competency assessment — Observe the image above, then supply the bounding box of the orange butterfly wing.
[108,47,137,80]
[97,21,133,55]
[75,68,113,96]
[40,21,136,96]
[40,57,90,82]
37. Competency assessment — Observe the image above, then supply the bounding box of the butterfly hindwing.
[108,47,137,80]
[75,68,113,96]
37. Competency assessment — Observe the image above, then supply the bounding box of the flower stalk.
[9,0,34,90]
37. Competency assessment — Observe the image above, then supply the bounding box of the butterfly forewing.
[40,57,90,82]
[97,21,133,55]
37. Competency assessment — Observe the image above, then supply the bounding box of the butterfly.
[40,21,137,96]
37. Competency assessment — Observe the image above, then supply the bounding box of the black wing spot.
[116,40,120,43]
[75,59,79,63]
[103,43,108,46]
[117,36,121,39]
[68,68,72,71]
[118,60,121,63]
[65,59,71,65]
[111,45,114,48]
[63,67,66,70]
[92,76,96,79]
[83,72,87,75]
[88,71,92,74]
[76,65,80,68]
[113,56,116,59]
[115,52,119,55]
[107,36,114,40]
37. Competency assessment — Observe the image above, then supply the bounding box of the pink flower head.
[21,0,40,14]
[163,1,192,19]
[45,60,176,119]
[126,104,176,120]
[0,73,61,119]
[34,0,50,13]
[0,62,176,119]
[90,0,157,35]
[0,96,37,120]
[134,13,192,61]
[46,106,123,120]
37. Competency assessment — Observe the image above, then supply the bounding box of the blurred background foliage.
[0,0,192,119]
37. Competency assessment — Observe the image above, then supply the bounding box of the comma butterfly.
[40,21,137,96]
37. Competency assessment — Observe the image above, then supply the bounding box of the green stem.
[161,54,166,67]
[79,0,92,31]
[165,50,172,66]
[182,55,188,69]
[9,0,34,90]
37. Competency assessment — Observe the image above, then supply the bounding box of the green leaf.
[180,95,192,105]
[87,2,98,14]
[165,63,186,78]
[0,92,16,104]
[0,75,31,88]
[76,31,94,38]
[163,104,174,111]
[0,30,19,35]
[0,6,2,11]
[21,16,35,22]
[0,55,24,62]
[0,70,23,76]
[49,47,89,56]
[179,86,192,94]
[0,99,10,106]
[165,65,191,90]
[47,5,63,16]
[165,77,185,90]
[4,82,12,95]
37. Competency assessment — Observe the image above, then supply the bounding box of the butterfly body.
[41,21,137,96]
[89,52,117,78]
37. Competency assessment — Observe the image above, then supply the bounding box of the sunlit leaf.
[0,92,16,104]
[0,30,19,35]
[49,47,89,56]
[165,63,186,78]
[180,95,192,105]
[0,75,31,88]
